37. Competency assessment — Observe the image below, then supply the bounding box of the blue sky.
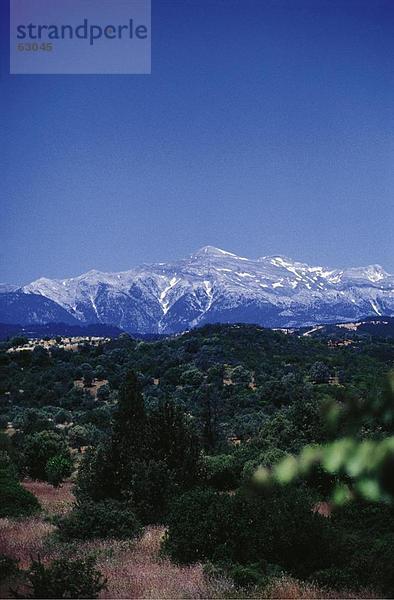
[1,0,393,284]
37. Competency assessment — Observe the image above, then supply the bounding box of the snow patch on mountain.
[159,277,179,315]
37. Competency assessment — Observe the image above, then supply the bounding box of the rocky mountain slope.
[0,291,80,326]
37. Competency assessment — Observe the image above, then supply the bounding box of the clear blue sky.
[1,0,393,285]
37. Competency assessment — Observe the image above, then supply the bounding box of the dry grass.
[0,481,233,600]
[263,575,379,599]
[0,482,381,599]
[0,522,233,599]
[0,481,74,573]
[22,479,75,517]
[0,518,381,599]
[0,517,55,568]
[94,527,234,599]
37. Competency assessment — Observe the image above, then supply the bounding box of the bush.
[23,431,70,481]
[45,455,72,487]
[204,454,240,490]
[322,501,394,596]
[231,487,337,576]
[57,499,142,540]
[163,485,338,578]
[229,563,267,588]
[74,445,116,502]
[124,459,174,524]
[241,448,286,482]
[20,556,106,599]
[163,487,235,563]
[0,457,40,518]
[0,554,19,583]
[204,560,269,589]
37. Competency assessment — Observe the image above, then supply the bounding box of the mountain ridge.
[1,246,393,333]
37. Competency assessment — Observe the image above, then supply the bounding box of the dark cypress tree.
[111,372,147,488]
[149,400,201,489]
[75,372,147,504]
[77,372,201,523]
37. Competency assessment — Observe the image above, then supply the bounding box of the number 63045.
[17,43,53,51]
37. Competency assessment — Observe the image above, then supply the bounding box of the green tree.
[112,372,147,474]
[0,453,40,518]
[164,485,336,579]
[46,455,72,487]
[96,383,110,402]
[231,365,252,385]
[148,400,201,488]
[309,361,330,384]
[81,363,94,388]
[204,454,240,490]
[23,431,70,481]
[18,409,54,435]
[180,368,204,387]
[76,372,202,524]
[68,424,96,450]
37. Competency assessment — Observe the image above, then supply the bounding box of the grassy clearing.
[22,479,75,517]
[0,481,231,599]
[0,480,380,599]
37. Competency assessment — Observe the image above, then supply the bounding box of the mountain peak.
[194,245,233,256]
[192,246,247,260]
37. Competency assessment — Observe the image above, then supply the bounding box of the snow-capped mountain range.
[1,246,393,333]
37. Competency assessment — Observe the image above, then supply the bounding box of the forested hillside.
[1,324,393,598]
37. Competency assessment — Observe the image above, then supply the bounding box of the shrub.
[23,431,70,481]
[45,455,72,487]
[57,499,142,540]
[231,487,337,576]
[124,459,174,524]
[164,485,338,578]
[75,445,116,502]
[0,554,19,583]
[204,454,240,490]
[241,448,286,482]
[163,487,235,563]
[20,556,106,599]
[326,501,394,596]
[0,457,40,518]
[204,560,268,589]
[229,563,267,588]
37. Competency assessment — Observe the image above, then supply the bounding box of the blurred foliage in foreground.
[255,372,394,504]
